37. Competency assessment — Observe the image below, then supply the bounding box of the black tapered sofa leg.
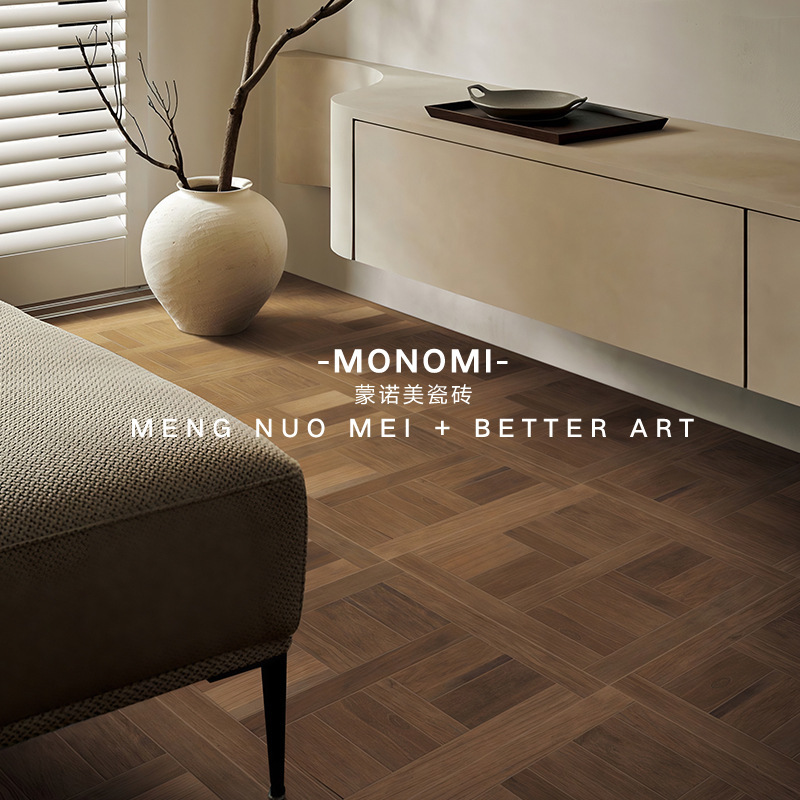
[261,652,288,800]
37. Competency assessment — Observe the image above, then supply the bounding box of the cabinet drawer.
[749,212,800,405]
[354,122,744,385]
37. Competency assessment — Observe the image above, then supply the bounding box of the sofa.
[0,299,308,800]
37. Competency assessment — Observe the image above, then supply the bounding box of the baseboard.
[20,287,155,320]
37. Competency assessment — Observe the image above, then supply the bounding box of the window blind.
[0,0,126,258]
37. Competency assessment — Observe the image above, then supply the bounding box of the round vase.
[140,176,288,336]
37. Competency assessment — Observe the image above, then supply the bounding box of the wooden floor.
[2,273,799,800]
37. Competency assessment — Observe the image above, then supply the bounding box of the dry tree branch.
[78,2,359,192]
[109,24,122,117]
[218,0,358,190]
[244,0,356,96]
[138,55,188,183]
[242,0,261,83]
[76,25,190,188]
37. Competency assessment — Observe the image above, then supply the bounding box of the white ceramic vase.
[140,176,288,336]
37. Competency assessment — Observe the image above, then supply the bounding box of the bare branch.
[86,24,99,68]
[80,1,360,193]
[108,30,122,116]
[136,53,188,186]
[218,0,357,190]
[126,106,148,156]
[242,0,356,96]
[242,0,261,82]
[76,34,190,187]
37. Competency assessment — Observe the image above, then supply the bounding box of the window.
[0,0,126,258]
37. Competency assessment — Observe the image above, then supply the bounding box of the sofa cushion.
[0,301,307,742]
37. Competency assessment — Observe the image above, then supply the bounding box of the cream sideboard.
[276,51,800,404]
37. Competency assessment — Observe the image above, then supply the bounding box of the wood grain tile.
[57,711,163,781]
[505,520,591,566]
[504,768,576,800]
[528,596,636,656]
[124,771,221,800]
[505,531,669,613]
[618,541,712,587]
[732,616,800,676]
[432,659,553,728]
[711,671,800,739]
[664,648,772,712]
[286,714,389,795]
[345,582,449,639]
[589,578,775,683]
[563,575,674,637]
[364,677,469,745]
[469,550,567,598]
[393,636,510,702]
[676,777,744,800]
[532,740,668,800]
[575,715,709,799]
[762,712,800,759]
[62,756,185,800]
[658,558,751,607]
[636,579,800,687]
[287,624,469,723]
[0,733,102,800]
[619,676,800,796]
[121,696,266,800]
[316,691,438,770]
[302,598,409,662]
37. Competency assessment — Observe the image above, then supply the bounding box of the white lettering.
[452,349,481,373]
[381,418,396,437]
[131,418,153,438]
[351,418,371,437]
[334,350,362,373]
[592,419,607,438]
[282,418,299,438]
[630,419,648,437]
[397,349,417,373]
[213,419,231,438]
[423,349,446,373]
[187,418,204,437]
[368,349,391,373]
[329,348,500,374]
[256,419,271,437]
[308,418,325,439]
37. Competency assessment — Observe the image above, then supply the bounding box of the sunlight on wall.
[274,0,800,139]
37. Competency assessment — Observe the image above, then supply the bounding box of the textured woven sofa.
[0,300,307,800]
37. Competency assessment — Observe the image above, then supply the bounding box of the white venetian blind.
[0,0,126,258]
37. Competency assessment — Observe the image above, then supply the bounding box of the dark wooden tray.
[425,100,668,144]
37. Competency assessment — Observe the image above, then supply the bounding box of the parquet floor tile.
[2,273,799,799]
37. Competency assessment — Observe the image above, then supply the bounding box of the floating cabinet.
[354,123,744,385]
[748,212,800,405]
[275,51,800,404]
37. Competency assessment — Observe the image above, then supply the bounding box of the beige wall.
[274,0,800,140]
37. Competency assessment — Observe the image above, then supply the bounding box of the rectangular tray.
[425,100,668,145]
